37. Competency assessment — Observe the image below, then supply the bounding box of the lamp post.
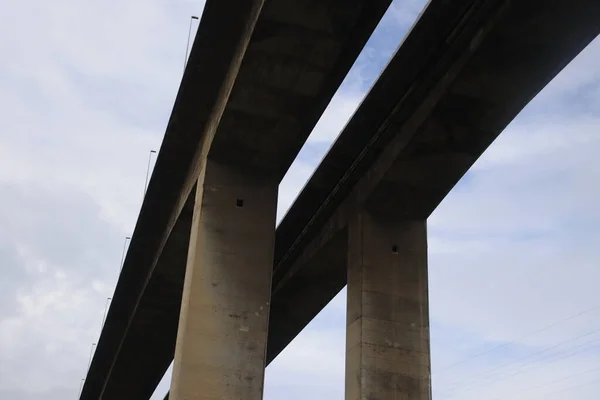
[184,15,200,70]
[143,150,157,197]
[119,236,131,271]
[86,343,97,374]
[78,378,85,398]
[101,297,112,328]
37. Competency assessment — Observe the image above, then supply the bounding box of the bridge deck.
[81,0,391,398]
[167,0,600,397]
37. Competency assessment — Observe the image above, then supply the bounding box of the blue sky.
[2,0,600,399]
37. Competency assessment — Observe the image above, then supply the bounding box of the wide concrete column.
[170,158,278,400]
[346,211,431,400]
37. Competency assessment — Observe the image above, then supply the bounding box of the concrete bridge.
[80,0,600,399]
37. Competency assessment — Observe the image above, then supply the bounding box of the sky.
[1,0,600,399]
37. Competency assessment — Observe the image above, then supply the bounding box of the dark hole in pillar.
[236,199,244,208]
[392,245,398,254]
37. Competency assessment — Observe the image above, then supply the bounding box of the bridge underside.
[168,0,600,398]
[82,0,392,398]
[82,0,600,399]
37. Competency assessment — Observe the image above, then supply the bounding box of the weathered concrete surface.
[83,0,392,398]
[346,215,429,400]
[88,0,600,398]
[270,0,600,368]
[81,0,262,398]
[170,160,277,400]
[268,0,484,360]
[165,3,600,398]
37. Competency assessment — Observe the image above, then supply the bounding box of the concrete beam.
[206,0,393,180]
[346,215,429,400]
[165,0,600,397]
[270,0,600,369]
[96,194,194,399]
[269,0,491,361]
[95,1,600,398]
[87,0,392,397]
[170,159,277,400]
[81,0,263,398]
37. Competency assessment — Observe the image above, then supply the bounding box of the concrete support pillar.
[170,159,277,400]
[345,211,431,400]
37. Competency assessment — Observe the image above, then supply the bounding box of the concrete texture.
[84,0,600,398]
[346,214,429,400]
[82,0,264,398]
[270,0,600,371]
[170,159,277,400]
[83,0,391,398]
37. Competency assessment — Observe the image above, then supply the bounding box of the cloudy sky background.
[2,0,600,399]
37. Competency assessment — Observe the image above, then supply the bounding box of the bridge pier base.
[169,159,277,400]
[345,212,431,400]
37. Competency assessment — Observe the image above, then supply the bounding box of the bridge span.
[80,0,600,399]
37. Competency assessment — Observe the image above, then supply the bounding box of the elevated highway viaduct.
[81,0,392,399]
[81,0,600,399]
[267,4,600,399]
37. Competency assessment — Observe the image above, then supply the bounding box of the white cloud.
[268,8,600,400]
[0,0,204,398]
[423,33,600,400]
[3,0,600,399]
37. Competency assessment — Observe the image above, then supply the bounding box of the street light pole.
[119,236,131,271]
[184,15,199,70]
[143,149,157,197]
[78,378,85,398]
[101,297,112,328]
[86,343,97,374]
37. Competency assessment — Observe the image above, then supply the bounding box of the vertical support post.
[170,159,277,400]
[346,211,431,400]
